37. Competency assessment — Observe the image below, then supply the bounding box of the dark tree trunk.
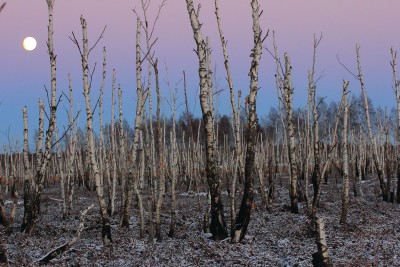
[231,0,263,243]
[21,179,41,234]
[0,197,8,227]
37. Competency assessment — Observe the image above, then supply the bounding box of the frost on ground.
[1,181,400,266]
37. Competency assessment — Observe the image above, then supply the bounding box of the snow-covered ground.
[1,181,400,266]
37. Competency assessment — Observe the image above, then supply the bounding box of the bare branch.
[51,111,81,150]
[0,3,6,14]
[69,31,83,57]
[149,0,167,41]
[88,25,107,55]
[337,54,358,79]
[88,62,97,93]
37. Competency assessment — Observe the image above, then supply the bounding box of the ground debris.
[0,183,399,266]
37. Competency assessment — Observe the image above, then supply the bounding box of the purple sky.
[0,0,399,146]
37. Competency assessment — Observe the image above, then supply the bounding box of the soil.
[1,178,400,266]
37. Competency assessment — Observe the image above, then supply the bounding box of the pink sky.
[0,0,399,144]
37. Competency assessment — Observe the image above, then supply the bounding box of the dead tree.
[2,106,29,228]
[117,84,127,213]
[280,53,299,214]
[340,81,350,224]
[99,47,111,217]
[60,74,77,218]
[309,35,323,209]
[312,217,332,267]
[356,45,388,201]
[70,16,111,245]
[21,0,58,234]
[109,69,117,215]
[167,76,179,238]
[231,0,265,242]
[214,0,244,222]
[271,31,289,195]
[185,0,228,240]
[390,47,400,203]
[312,82,346,216]
[154,59,166,241]
[136,1,167,240]
[120,19,148,238]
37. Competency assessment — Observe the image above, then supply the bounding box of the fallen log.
[37,203,94,265]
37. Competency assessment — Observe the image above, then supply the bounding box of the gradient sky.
[0,0,399,146]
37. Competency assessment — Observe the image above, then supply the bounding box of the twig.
[88,25,107,55]
[51,111,81,149]
[337,54,358,80]
[0,3,6,14]
[48,197,63,202]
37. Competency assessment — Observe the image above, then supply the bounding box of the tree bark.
[340,81,350,224]
[390,47,400,204]
[120,19,147,239]
[231,0,264,243]
[110,69,117,215]
[214,0,244,220]
[282,53,299,214]
[185,0,228,240]
[308,35,322,209]
[312,217,332,267]
[76,15,112,245]
[21,0,57,233]
[356,45,388,201]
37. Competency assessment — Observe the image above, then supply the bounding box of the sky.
[0,0,399,147]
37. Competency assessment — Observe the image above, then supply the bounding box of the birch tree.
[120,18,148,238]
[21,0,58,233]
[231,0,265,242]
[356,45,388,201]
[167,77,178,238]
[309,35,323,208]
[185,0,228,240]
[390,47,400,203]
[214,0,243,221]
[70,16,112,245]
[281,53,299,214]
[340,80,350,224]
[109,69,117,214]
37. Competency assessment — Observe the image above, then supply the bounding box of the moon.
[23,37,37,51]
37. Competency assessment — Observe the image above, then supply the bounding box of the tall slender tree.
[70,16,112,245]
[120,18,148,239]
[185,0,228,240]
[356,45,388,201]
[231,0,265,242]
[390,47,400,203]
[282,53,299,214]
[340,80,350,224]
[21,0,58,233]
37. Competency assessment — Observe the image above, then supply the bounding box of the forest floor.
[1,178,400,266]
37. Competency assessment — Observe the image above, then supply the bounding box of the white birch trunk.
[120,19,147,237]
[78,15,112,245]
[340,81,350,224]
[390,47,400,203]
[356,45,388,201]
[185,0,228,240]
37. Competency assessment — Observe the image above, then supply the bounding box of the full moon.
[23,37,37,51]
